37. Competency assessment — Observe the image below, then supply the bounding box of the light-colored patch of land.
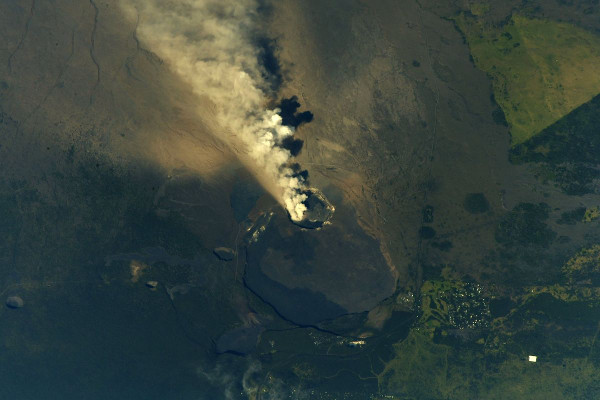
[129,260,148,283]
[455,14,600,144]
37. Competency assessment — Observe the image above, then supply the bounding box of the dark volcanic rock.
[245,202,395,326]
[146,281,158,289]
[464,193,490,214]
[230,176,263,223]
[216,325,265,355]
[419,226,436,239]
[213,247,235,261]
[6,296,24,309]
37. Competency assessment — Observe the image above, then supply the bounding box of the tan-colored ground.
[0,0,407,315]
[268,0,513,290]
[0,0,560,310]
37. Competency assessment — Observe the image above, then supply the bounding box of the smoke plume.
[119,0,310,221]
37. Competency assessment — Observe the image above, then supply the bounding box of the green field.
[378,329,600,400]
[455,14,600,144]
[376,247,600,399]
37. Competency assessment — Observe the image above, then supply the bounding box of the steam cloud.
[119,0,310,221]
[199,358,308,399]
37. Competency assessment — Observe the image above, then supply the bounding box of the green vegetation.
[511,95,600,165]
[378,330,600,400]
[510,94,600,195]
[495,202,556,247]
[378,250,600,399]
[266,242,600,398]
[562,245,600,284]
[455,14,600,144]
[419,279,490,332]
[583,206,600,222]
[377,330,482,399]
[469,2,490,16]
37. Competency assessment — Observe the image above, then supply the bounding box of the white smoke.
[119,0,309,221]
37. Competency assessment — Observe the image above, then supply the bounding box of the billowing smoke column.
[120,0,309,221]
